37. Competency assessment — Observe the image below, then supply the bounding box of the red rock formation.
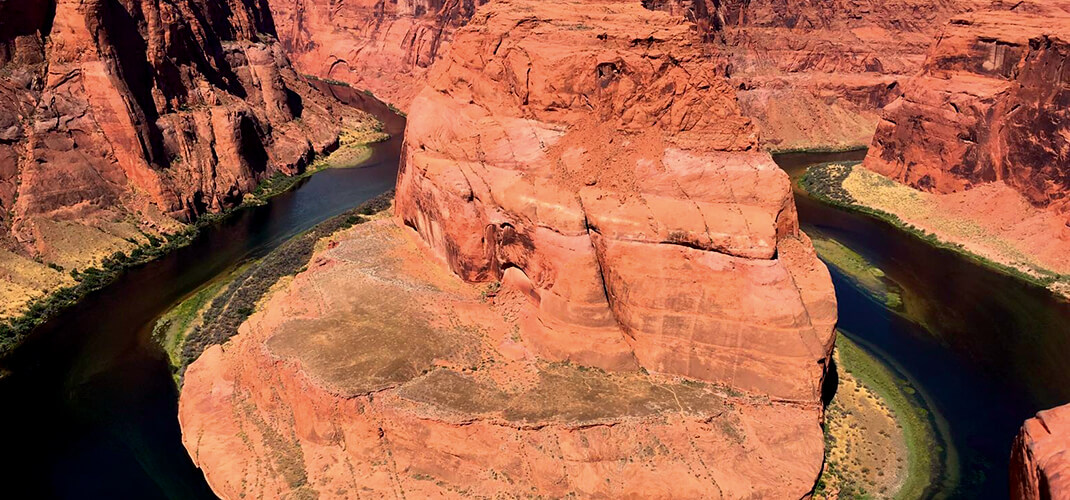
[0,0,358,257]
[268,0,487,110]
[395,0,836,402]
[270,0,1000,151]
[181,219,829,499]
[717,0,1000,151]
[1011,403,1070,499]
[864,6,1070,216]
[180,0,840,497]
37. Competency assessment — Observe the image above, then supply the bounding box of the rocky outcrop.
[268,0,997,151]
[395,0,837,402]
[865,6,1070,217]
[1011,403,1070,499]
[181,218,829,499]
[180,0,839,497]
[268,0,487,110]
[717,0,998,151]
[0,0,363,262]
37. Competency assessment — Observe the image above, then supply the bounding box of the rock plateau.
[180,0,839,497]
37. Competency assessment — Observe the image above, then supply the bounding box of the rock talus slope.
[181,0,838,497]
[1012,403,1070,500]
[0,0,359,262]
[864,6,1070,217]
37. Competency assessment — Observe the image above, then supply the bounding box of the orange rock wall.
[1011,403,1070,500]
[394,0,837,403]
[268,0,487,110]
[0,0,353,253]
[865,6,1070,215]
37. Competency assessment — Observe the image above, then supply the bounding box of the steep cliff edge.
[0,0,372,321]
[646,0,996,151]
[268,0,487,110]
[1011,403,1070,500]
[866,7,1070,215]
[180,0,838,497]
[269,0,998,151]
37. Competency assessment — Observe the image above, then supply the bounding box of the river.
[0,101,1066,497]
[0,84,403,499]
[777,150,1070,498]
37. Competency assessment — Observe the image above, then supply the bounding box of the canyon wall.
[180,0,839,497]
[864,5,1070,216]
[395,0,837,402]
[0,0,359,263]
[1011,403,1070,499]
[270,0,993,150]
[268,0,488,109]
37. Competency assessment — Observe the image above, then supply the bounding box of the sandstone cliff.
[180,0,838,497]
[865,6,1070,217]
[1011,403,1070,500]
[0,0,371,317]
[268,0,487,110]
[269,0,996,151]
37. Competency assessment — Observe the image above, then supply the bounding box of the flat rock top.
[265,219,726,427]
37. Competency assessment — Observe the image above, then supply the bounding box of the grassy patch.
[816,333,943,499]
[167,192,394,383]
[800,163,1070,293]
[0,125,387,358]
[767,144,869,155]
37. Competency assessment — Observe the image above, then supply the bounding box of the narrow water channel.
[0,85,402,499]
[777,151,1070,498]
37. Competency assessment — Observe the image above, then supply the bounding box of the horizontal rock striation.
[864,7,1070,217]
[1011,403,1070,499]
[268,0,488,110]
[181,219,828,499]
[717,0,1000,151]
[395,0,836,403]
[0,0,360,259]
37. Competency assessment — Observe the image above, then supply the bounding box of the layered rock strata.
[270,0,1000,150]
[181,0,840,497]
[268,0,488,109]
[181,218,828,498]
[1011,403,1070,500]
[0,0,363,264]
[865,7,1070,217]
[395,0,837,401]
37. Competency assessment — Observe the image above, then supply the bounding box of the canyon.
[179,0,841,497]
[0,0,378,320]
[0,0,1067,497]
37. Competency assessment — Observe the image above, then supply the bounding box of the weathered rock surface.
[1011,403,1070,500]
[181,0,840,497]
[269,0,998,150]
[395,0,837,402]
[865,6,1070,217]
[181,218,828,499]
[647,0,999,151]
[0,0,362,264]
[268,0,487,110]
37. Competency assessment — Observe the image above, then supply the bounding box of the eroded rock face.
[180,219,828,499]
[0,0,356,257]
[1011,403,1070,500]
[717,0,997,151]
[268,0,487,109]
[864,7,1070,216]
[395,0,836,403]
